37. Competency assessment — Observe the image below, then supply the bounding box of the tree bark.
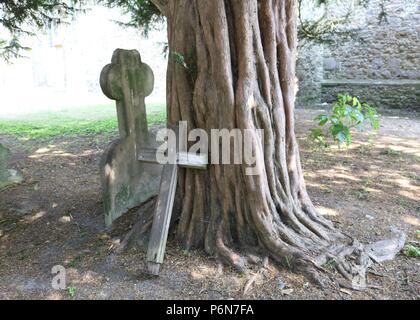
[142,0,402,288]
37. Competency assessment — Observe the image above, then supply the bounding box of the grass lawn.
[0,103,166,139]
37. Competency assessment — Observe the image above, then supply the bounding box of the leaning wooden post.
[146,123,180,275]
[138,122,207,275]
[146,161,179,275]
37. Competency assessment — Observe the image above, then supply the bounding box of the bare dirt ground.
[0,108,419,300]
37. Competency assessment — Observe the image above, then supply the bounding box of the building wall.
[296,0,420,110]
[296,43,324,107]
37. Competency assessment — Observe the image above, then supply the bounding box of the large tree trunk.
[142,0,403,288]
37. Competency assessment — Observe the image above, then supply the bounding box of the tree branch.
[150,0,169,17]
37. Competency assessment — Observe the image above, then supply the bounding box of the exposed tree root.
[117,197,405,291]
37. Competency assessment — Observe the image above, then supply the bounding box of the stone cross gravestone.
[100,49,162,227]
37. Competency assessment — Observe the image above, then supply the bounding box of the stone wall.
[297,0,420,110]
[296,43,324,107]
[321,80,419,109]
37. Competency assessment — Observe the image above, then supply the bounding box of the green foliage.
[172,51,188,69]
[172,49,197,80]
[100,0,164,36]
[402,244,420,258]
[310,94,379,147]
[401,231,420,259]
[0,0,163,61]
[181,249,192,257]
[0,37,32,62]
[68,254,84,268]
[67,286,76,298]
[0,0,85,61]
[323,258,337,272]
[377,0,389,24]
[284,255,295,269]
[0,0,80,33]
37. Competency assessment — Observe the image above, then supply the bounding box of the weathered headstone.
[0,143,23,190]
[100,49,162,227]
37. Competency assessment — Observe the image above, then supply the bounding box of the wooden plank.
[177,151,208,170]
[138,148,208,170]
[144,122,208,275]
[146,162,178,275]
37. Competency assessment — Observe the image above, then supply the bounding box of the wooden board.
[142,122,208,275]
[177,151,208,170]
[138,148,208,170]
[146,162,178,275]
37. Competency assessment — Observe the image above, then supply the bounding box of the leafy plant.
[172,51,188,69]
[323,258,337,272]
[172,49,197,80]
[310,94,379,147]
[181,249,192,257]
[0,1,85,62]
[402,244,420,258]
[67,254,83,268]
[67,286,77,298]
